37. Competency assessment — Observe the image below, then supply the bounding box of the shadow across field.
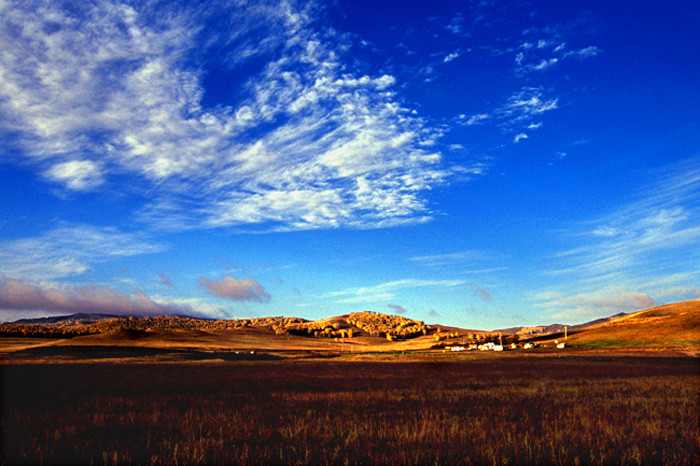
[9,345,285,362]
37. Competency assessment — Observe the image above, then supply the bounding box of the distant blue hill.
[13,313,122,325]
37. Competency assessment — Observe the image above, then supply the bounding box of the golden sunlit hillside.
[2,300,699,358]
[542,299,700,352]
[0,310,479,356]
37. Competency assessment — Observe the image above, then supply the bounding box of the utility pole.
[564,325,568,341]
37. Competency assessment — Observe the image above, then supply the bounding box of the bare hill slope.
[549,299,700,351]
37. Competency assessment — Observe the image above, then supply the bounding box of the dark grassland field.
[1,355,699,466]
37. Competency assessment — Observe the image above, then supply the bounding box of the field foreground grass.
[1,354,698,465]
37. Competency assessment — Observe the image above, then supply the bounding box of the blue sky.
[1,0,699,329]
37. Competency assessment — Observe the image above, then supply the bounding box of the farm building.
[478,342,496,351]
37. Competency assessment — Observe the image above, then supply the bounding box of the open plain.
[1,301,699,465]
[1,352,698,466]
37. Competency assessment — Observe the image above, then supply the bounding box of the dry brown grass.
[558,300,700,352]
[5,326,442,355]
[1,354,698,466]
[0,337,62,354]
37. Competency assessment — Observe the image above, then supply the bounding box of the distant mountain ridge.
[495,313,629,337]
[14,313,122,326]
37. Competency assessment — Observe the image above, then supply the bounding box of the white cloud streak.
[443,51,460,63]
[458,87,558,141]
[514,32,599,74]
[563,46,600,59]
[0,225,163,281]
[409,250,492,268]
[462,114,490,126]
[513,133,528,143]
[320,278,465,304]
[0,0,457,231]
[499,87,558,121]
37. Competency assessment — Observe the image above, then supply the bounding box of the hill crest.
[2,300,699,352]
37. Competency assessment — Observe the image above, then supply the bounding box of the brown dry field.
[1,348,699,466]
[1,300,698,464]
[0,327,459,363]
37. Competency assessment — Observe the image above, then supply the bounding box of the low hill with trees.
[2,299,699,353]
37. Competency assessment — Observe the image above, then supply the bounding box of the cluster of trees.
[94,315,309,332]
[86,316,210,333]
[0,323,94,338]
[347,311,428,340]
[433,328,462,342]
[282,321,354,339]
[0,315,311,337]
[214,316,306,332]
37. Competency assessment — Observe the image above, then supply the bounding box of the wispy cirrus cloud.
[553,158,700,284]
[513,20,600,75]
[535,287,658,322]
[409,250,491,267]
[458,87,557,142]
[461,114,490,126]
[0,0,460,232]
[319,278,465,305]
[498,87,558,125]
[0,225,163,281]
[0,278,199,321]
[539,156,700,320]
[562,46,601,60]
[452,14,598,145]
[515,42,600,74]
[446,14,465,35]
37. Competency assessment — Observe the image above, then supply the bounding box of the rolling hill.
[556,299,700,351]
[1,300,699,357]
